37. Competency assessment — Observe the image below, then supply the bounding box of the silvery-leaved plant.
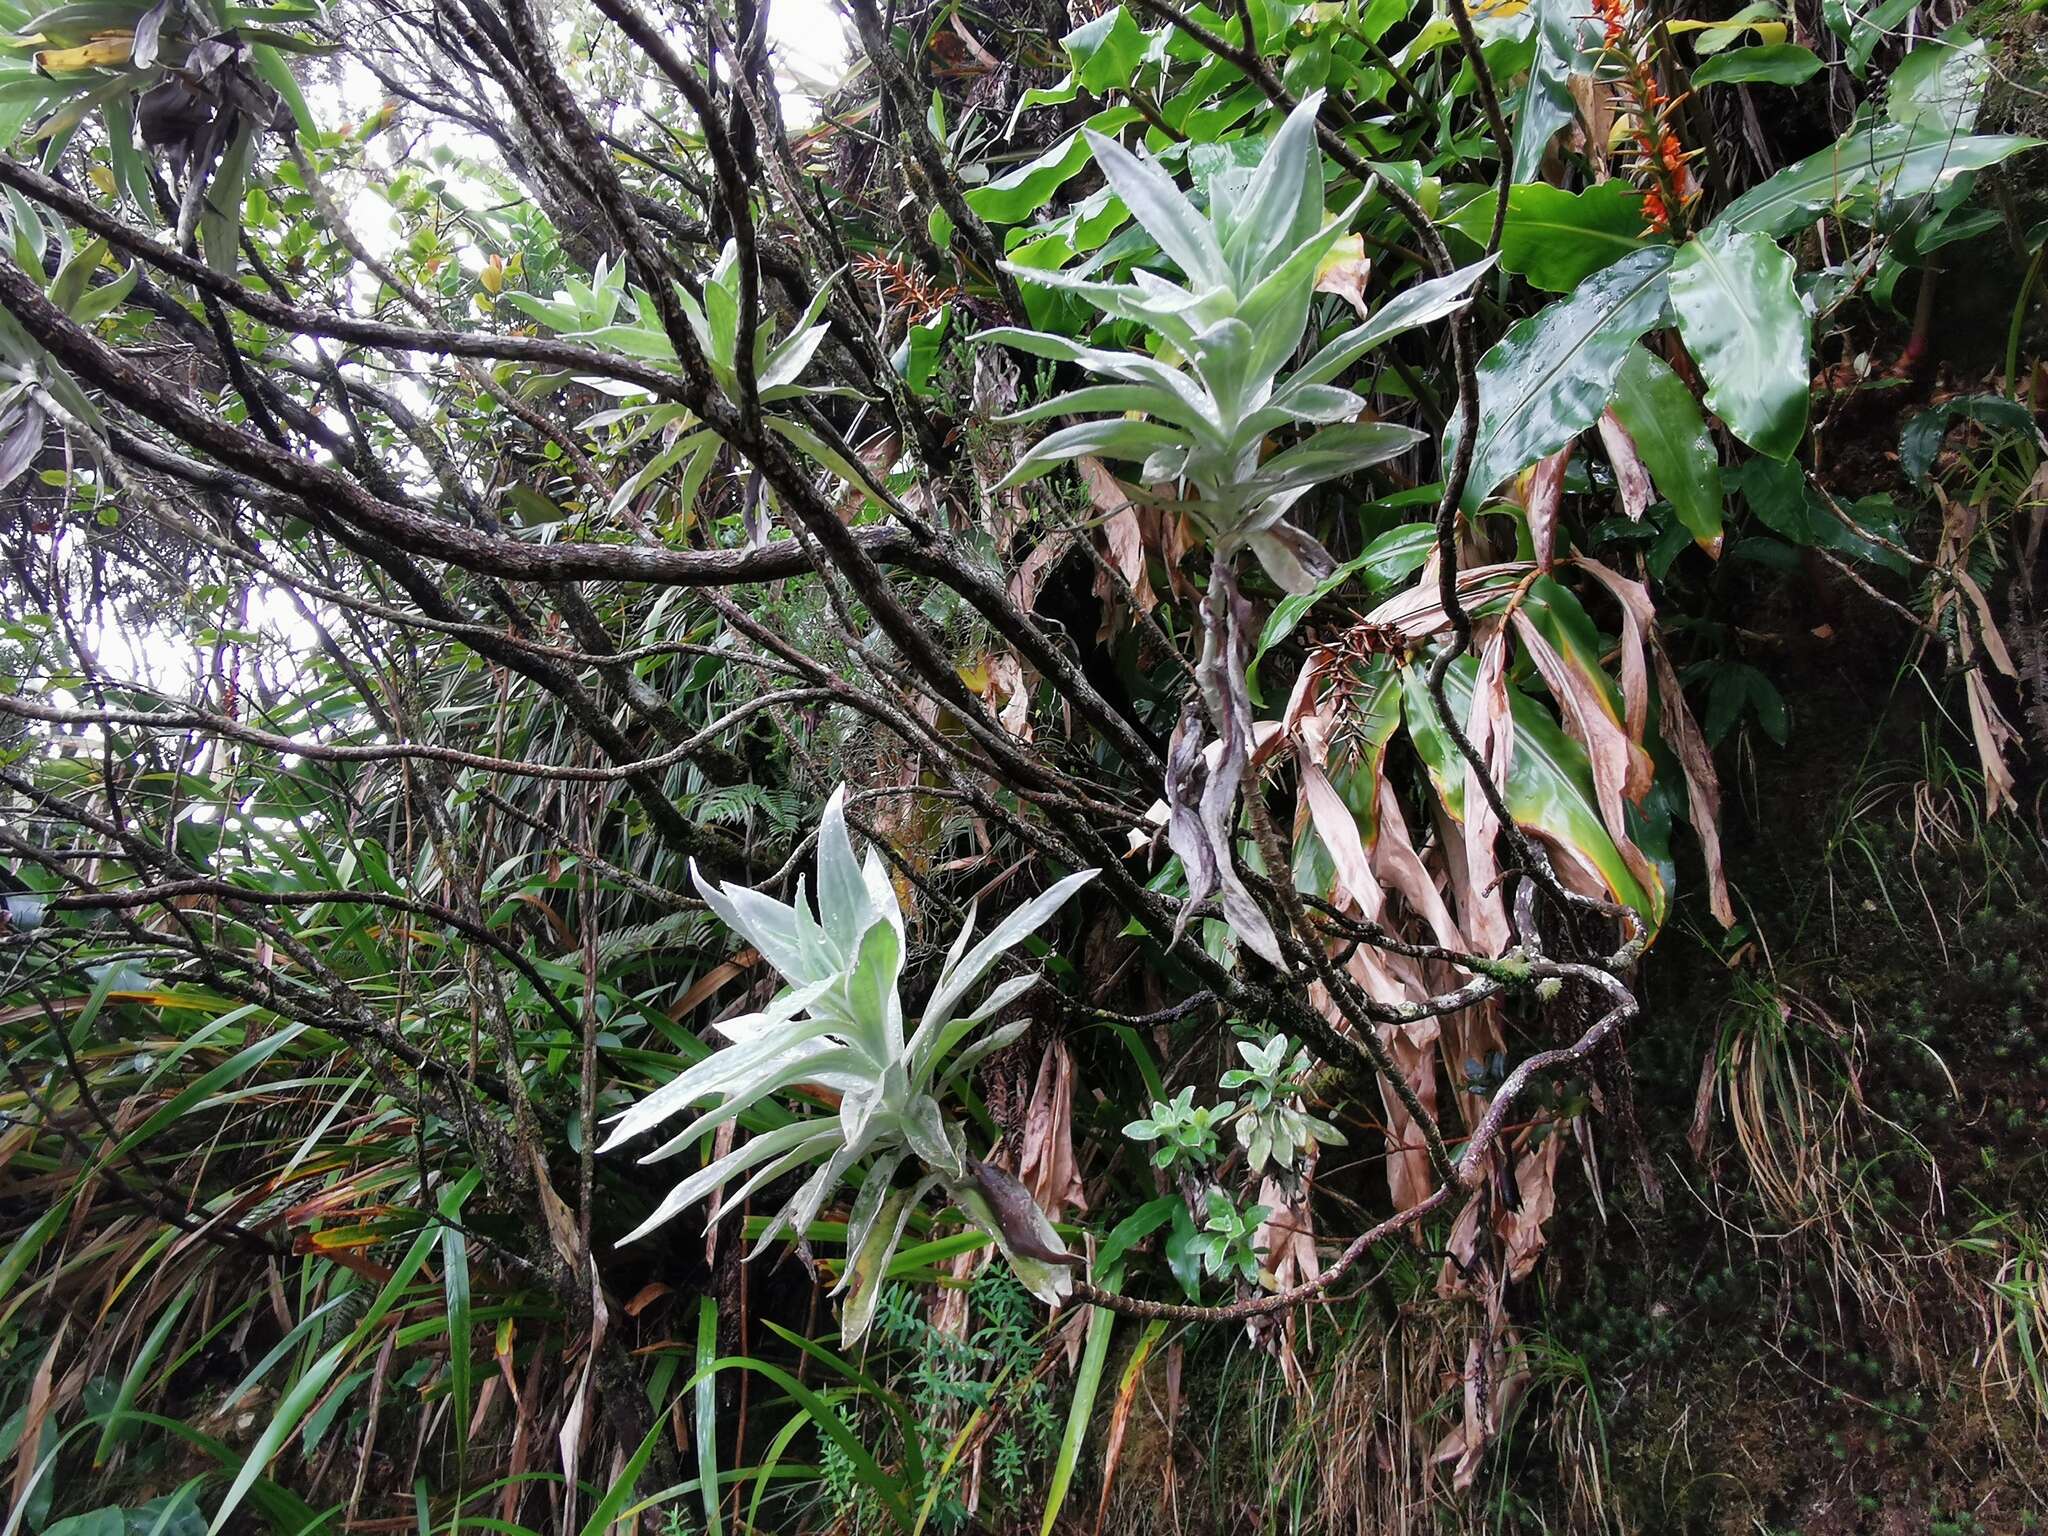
[976,94,1493,968]
[1219,1034,1346,1178]
[601,788,1096,1343]
[1122,1086,1236,1171]
[977,90,1492,595]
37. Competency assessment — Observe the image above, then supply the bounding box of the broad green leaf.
[1827,0,1914,74]
[892,310,948,399]
[1668,226,1808,460]
[42,1511,123,1536]
[1510,0,1592,182]
[1063,5,1145,94]
[1732,456,1908,573]
[1886,34,1987,134]
[1689,42,1825,86]
[1712,124,2040,239]
[1464,181,1652,292]
[1672,1,1784,52]
[1605,346,1723,542]
[964,108,1141,224]
[1454,244,1676,509]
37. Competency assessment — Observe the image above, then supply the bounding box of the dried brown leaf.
[1965,668,2022,817]
[1500,1129,1562,1282]
[1519,442,1574,571]
[1083,456,1157,629]
[1297,717,1382,920]
[1018,1041,1086,1222]
[1009,530,1073,615]
[1459,622,1516,958]
[625,1283,671,1318]
[1596,408,1653,521]
[1092,1313,1167,1533]
[1651,642,1734,926]
[12,1319,65,1509]
[1574,555,1655,746]
[1687,1045,1718,1160]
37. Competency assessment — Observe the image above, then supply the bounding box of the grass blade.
[694,1295,723,1536]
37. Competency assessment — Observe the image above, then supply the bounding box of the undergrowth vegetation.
[0,0,2043,1528]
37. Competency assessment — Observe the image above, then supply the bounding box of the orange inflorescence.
[851,251,961,323]
[1589,2,1699,237]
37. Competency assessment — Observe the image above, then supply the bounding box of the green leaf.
[1454,244,1676,509]
[1511,0,1592,182]
[1828,0,1915,75]
[995,416,1190,487]
[94,1278,195,1464]
[1668,226,1808,460]
[1605,346,1723,542]
[1887,35,1988,134]
[892,310,949,399]
[1251,521,1435,689]
[695,1295,723,1536]
[506,485,565,526]
[47,234,106,314]
[205,1212,445,1534]
[1063,5,1145,94]
[1401,653,1661,925]
[1242,420,1426,498]
[1082,123,1229,291]
[43,1511,124,1536]
[1712,124,2041,239]
[964,108,1141,224]
[437,1179,473,1476]
[199,117,257,275]
[1479,181,1650,293]
[1731,455,1907,573]
[574,1415,671,1536]
[1039,1304,1115,1536]
[1899,393,2035,487]
[1689,43,1824,87]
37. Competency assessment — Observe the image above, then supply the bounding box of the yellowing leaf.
[35,30,134,70]
[1313,234,1371,320]
[1668,16,1787,44]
